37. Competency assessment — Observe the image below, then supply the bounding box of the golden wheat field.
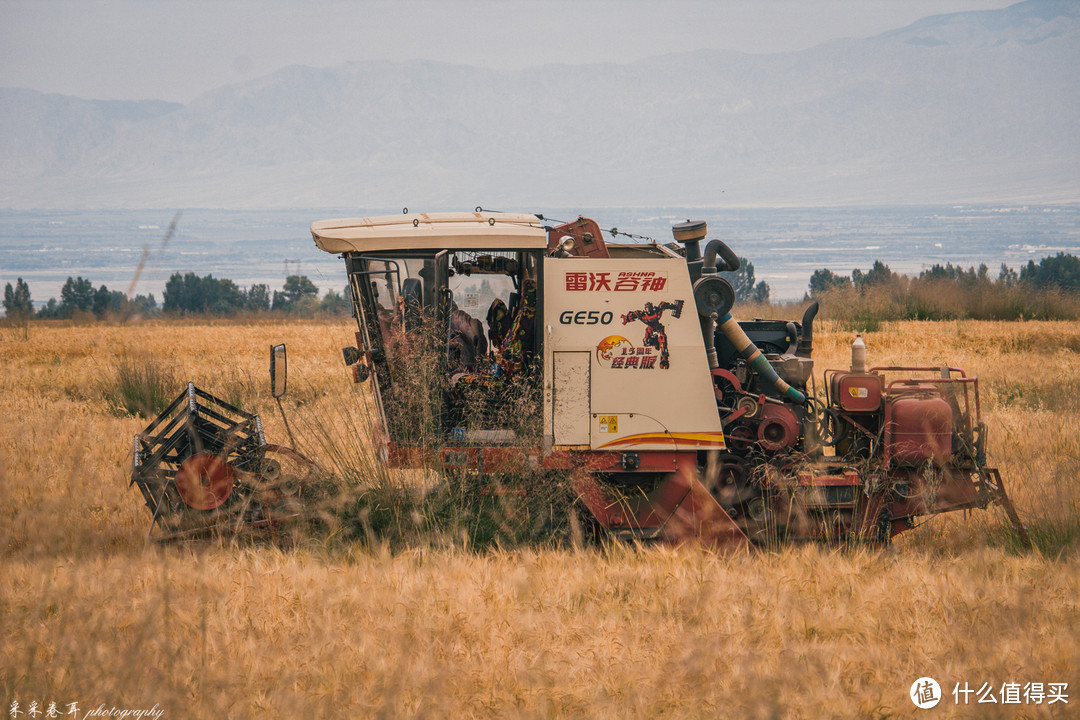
[2,317,1078,719]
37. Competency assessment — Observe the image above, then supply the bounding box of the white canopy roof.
[311,211,547,254]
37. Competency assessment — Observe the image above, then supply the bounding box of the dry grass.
[2,318,1078,718]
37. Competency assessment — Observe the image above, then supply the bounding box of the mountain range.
[1,0,1077,209]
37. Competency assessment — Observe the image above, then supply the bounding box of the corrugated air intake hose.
[716,312,806,404]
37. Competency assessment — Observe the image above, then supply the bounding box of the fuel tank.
[887,394,953,464]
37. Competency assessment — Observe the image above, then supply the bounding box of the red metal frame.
[385,439,750,546]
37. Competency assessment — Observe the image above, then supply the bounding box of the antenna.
[282,258,302,278]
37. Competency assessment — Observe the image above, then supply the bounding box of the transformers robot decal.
[620,300,684,369]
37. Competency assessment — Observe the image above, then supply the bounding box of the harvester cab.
[312,210,1026,547]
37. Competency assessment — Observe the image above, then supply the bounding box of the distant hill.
[1,0,1077,209]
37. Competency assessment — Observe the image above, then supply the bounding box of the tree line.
[689,252,1077,308]
[805,252,1080,323]
[808,253,1080,297]
[5,253,1078,321]
[2,273,350,320]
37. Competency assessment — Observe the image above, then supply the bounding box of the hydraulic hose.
[717,312,806,404]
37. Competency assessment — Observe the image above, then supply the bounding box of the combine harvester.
[128,210,1026,547]
[304,210,1028,548]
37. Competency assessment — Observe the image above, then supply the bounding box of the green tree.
[1020,253,1080,290]
[3,278,33,319]
[319,288,350,315]
[273,275,319,313]
[808,269,851,296]
[162,272,192,313]
[246,284,271,312]
[127,293,158,315]
[205,278,245,314]
[997,263,1018,287]
[60,276,94,316]
[917,263,991,290]
[37,298,61,319]
[750,280,770,303]
[92,285,125,317]
[163,272,246,314]
[282,275,318,304]
[854,260,895,290]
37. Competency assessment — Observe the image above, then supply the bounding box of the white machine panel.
[552,351,592,447]
[543,257,725,452]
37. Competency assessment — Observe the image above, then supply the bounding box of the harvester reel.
[130,383,317,541]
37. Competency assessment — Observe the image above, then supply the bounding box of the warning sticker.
[598,416,618,433]
[848,387,869,398]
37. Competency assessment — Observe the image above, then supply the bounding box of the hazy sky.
[2,0,1016,103]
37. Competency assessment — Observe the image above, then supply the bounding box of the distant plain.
[2,204,1079,303]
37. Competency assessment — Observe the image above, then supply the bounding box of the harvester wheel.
[260,444,319,493]
[234,444,320,524]
[725,423,757,453]
[710,454,757,509]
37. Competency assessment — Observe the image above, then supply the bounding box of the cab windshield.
[347,249,541,446]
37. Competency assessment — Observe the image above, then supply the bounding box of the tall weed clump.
[815,285,900,332]
[294,314,571,552]
[100,351,181,418]
[981,393,1080,557]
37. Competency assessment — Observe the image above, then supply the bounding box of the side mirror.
[270,343,288,398]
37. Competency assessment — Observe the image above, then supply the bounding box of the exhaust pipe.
[672,221,740,278]
[675,220,732,369]
[797,301,819,359]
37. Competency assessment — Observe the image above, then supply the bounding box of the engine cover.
[768,353,814,388]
